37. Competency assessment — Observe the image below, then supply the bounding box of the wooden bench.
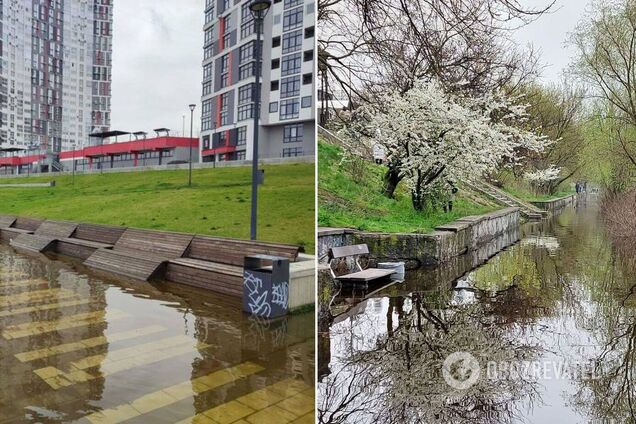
[328,244,395,284]
[0,215,16,229]
[84,228,194,281]
[10,220,78,253]
[165,235,301,297]
[0,217,43,243]
[56,223,127,259]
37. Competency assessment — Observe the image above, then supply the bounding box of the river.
[318,195,636,423]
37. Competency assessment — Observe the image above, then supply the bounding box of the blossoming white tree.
[524,166,562,193]
[347,80,552,210]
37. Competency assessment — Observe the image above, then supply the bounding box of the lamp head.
[249,0,271,17]
[189,104,196,112]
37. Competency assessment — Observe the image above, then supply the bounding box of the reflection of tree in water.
[569,241,636,421]
[319,295,542,424]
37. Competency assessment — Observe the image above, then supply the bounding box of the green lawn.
[0,164,315,253]
[501,182,576,203]
[318,142,497,233]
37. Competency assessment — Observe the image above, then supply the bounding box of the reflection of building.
[199,0,315,163]
[0,0,113,153]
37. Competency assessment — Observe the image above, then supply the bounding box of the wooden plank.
[0,215,16,228]
[330,244,369,259]
[84,249,167,281]
[34,220,77,238]
[337,268,395,282]
[12,217,44,232]
[9,234,56,253]
[114,228,193,259]
[186,235,300,266]
[73,223,126,245]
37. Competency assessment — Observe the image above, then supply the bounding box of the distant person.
[575,182,580,193]
[444,181,459,213]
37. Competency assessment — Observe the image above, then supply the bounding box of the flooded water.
[318,196,636,423]
[0,245,314,423]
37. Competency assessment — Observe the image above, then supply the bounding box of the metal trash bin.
[378,262,405,280]
[243,254,290,318]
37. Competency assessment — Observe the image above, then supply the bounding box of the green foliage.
[0,164,315,253]
[318,141,497,232]
[498,171,575,202]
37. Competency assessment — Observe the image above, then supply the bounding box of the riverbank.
[318,142,499,233]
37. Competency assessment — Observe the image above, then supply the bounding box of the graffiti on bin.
[243,271,289,318]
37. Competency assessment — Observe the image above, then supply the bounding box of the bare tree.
[571,0,636,169]
[318,0,554,196]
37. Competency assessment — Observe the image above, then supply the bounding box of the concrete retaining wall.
[288,254,316,312]
[318,207,520,270]
[530,194,577,212]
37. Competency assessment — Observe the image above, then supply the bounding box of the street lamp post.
[249,0,271,241]
[188,104,196,187]
[72,143,76,187]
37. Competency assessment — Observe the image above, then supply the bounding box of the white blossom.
[524,166,562,184]
[347,79,552,198]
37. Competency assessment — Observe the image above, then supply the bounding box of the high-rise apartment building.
[200,0,315,162]
[0,0,113,154]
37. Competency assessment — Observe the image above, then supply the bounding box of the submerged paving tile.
[0,245,315,422]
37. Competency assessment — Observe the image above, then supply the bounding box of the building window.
[220,54,230,88]
[202,135,210,149]
[271,80,279,91]
[305,26,315,39]
[280,99,300,120]
[280,76,300,98]
[269,102,278,113]
[205,9,214,23]
[284,0,303,8]
[284,124,303,143]
[221,0,230,13]
[303,73,312,85]
[301,96,312,108]
[236,150,246,160]
[202,99,213,130]
[239,62,255,80]
[222,32,231,49]
[220,93,230,126]
[272,58,280,69]
[203,81,212,96]
[239,41,255,64]
[282,30,303,54]
[283,6,303,31]
[204,27,214,45]
[303,50,313,62]
[237,126,247,145]
[283,147,303,157]
[281,53,301,76]
[237,104,254,121]
[238,83,254,104]
[203,63,213,81]
[273,36,281,48]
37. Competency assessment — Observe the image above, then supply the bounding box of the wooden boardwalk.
[0,214,303,297]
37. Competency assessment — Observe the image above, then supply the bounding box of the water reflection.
[0,245,314,423]
[319,197,636,423]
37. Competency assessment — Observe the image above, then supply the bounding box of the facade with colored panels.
[0,0,113,154]
[199,0,315,163]
[0,137,198,175]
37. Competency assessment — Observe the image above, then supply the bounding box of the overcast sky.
[512,0,594,84]
[109,0,591,136]
[111,0,204,137]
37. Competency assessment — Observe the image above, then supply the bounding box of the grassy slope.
[318,142,497,233]
[498,172,576,202]
[0,164,315,253]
